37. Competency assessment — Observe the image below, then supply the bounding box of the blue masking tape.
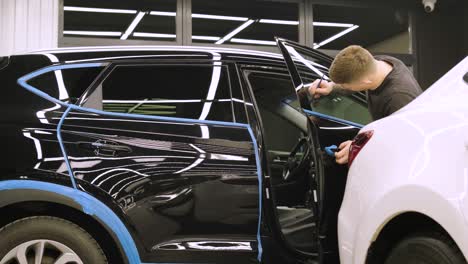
[56,106,77,189]
[303,109,364,128]
[0,180,141,264]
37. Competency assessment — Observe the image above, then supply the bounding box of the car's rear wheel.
[384,233,466,264]
[0,216,107,264]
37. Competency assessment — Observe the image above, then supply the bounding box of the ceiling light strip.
[133,32,176,38]
[149,11,176,16]
[63,30,122,36]
[259,19,299,25]
[192,13,248,21]
[64,6,137,14]
[216,19,255,45]
[230,38,276,46]
[313,22,354,27]
[121,11,146,40]
[314,25,359,49]
[192,35,221,41]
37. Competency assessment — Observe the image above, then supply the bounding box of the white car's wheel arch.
[347,185,468,264]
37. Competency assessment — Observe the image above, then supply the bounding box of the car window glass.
[295,68,372,125]
[312,94,372,125]
[84,64,234,122]
[28,67,104,102]
[246,71,304,153]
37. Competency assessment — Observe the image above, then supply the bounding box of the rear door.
[276,38,372,262]
[59,60,262,263]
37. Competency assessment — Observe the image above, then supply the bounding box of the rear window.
[28,66,104,102]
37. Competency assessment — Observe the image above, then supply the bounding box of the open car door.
[276,38,366,263]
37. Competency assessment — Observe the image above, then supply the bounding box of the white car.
[339,56,468,264]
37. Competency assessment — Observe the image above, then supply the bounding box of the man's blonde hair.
[329,45,376,84]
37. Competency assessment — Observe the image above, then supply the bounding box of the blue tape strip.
[57,106,77,189]
[17,63,103,107]
[0,180,141,264]
[18,63,264,262]
[303,109,364,128]
[247,127,263,261]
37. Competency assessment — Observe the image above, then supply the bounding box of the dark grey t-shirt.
[367,55,423,120]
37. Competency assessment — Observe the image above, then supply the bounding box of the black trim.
[464,72,468,84]
[0,56,9,70]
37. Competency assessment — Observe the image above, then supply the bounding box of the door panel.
[60,109,260,263]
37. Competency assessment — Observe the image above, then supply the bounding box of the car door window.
[296,69,372,126]
[245,70,305,153]
[312,94,372,125]
[83,64,234,122]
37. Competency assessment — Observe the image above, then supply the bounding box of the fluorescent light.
[210,154,248,161]
[23,132,43,160]
[192,13,248,21]
[259,19,299,25]
[63,30,122,36]
[103,99,201,103]
[64,6,137,14]
[313,22,354,28]
[121,11,146,40]
[43,54,68,100]
[314,25,359,49]
[285,45,329,79]
[150,11,176,16]
[199,53,221,120]
[230,38,276,46]
[175,144,206,174]
[216,20,255,44]
[192,35,221,41]
[133,32,176,38]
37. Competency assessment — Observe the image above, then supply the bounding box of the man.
[308,45,422,164]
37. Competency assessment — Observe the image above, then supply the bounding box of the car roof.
[21,45,287,66]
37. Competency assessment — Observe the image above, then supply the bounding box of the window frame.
[78,59,236,122]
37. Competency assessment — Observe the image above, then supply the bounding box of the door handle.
[78,140,132,157]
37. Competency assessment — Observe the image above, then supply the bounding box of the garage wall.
[367,31,410,54]
[411,4,468,89]
[0,0,59,56]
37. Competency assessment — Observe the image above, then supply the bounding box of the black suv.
[0,39,371,264]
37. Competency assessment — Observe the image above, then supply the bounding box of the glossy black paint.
[0,46,364,264]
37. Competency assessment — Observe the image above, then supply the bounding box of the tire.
[0,216,107,264]
[384,233,466,264]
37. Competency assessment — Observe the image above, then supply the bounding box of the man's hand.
[308,79,334,99]
[335,140,352,164]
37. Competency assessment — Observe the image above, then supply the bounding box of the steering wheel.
[282,137,310,181]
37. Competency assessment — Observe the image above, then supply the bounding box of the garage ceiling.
[63,0,415,51]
